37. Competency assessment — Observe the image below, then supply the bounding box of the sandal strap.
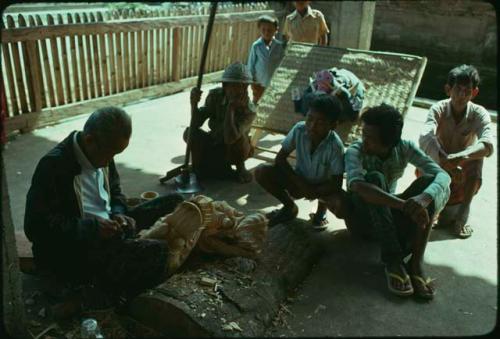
[411,275,435,286]
[386,271,411,284]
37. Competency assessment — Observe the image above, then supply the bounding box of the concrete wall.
[370,0,497,110]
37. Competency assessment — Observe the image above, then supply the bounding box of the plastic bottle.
[81,318,104,338]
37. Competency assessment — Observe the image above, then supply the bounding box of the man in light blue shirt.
[255,94,345,230]
[325,104,451,300]
[247,15,285,103]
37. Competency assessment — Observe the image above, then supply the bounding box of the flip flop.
[410,275,436,300]
[266,206,298,227]
[384,266,414,297]
[309,212,329,231]
[456,224,473,239]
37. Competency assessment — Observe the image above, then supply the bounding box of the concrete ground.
[4,83,497,337]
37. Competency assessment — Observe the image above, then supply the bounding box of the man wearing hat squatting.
[185,61,256,183]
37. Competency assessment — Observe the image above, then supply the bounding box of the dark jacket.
[24,131,127,273]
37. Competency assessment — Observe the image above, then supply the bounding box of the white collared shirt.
[419,98,494,162]
[73,132,111,220]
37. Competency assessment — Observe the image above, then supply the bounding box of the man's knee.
[226,136,253,164]
[254,163,274,184]
[365,171,387,188]
[324,190,350,219]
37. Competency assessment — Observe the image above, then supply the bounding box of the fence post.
[17,15,38,114]
[172,27,181,82]
[1,19,19,116]
[27,15,45,110]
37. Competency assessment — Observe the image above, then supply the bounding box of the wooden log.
[1,19,20,115]
[127,220,325,337]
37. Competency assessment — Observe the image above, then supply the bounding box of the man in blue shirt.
[325,104,451,300]
[247,15,285,104]
[255,94,345,230]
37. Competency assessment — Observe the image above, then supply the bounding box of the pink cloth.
[314,70,333,93]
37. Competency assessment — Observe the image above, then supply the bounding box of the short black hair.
[308,94,342,122]
[447,64,480,88]
[361,103,403,148]
[257,15,278,28]
[83,106,132,144]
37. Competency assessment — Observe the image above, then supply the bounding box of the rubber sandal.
[410,275,436,300]
[456,224,473,239]
[309,212,328,231]
[384,266,414,296]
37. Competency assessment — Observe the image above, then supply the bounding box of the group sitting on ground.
[23,12,493,314]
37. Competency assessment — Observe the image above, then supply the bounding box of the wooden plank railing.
[1,10,271,133]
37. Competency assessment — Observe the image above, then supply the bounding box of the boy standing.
[419,65,494,239]
[255,94,345,230]
[326,104,451,299]
[247,15,285,104]
[283,1,329,45]
[187,62,256,183]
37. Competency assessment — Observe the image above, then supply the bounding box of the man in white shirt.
[418,65,494,238]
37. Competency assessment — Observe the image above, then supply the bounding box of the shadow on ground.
[265,228,498,337]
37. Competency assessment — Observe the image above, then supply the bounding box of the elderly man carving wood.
[24,107,190,301]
